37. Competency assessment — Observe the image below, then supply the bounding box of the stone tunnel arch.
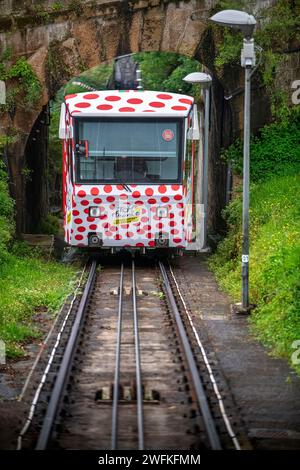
[0,0,258,234]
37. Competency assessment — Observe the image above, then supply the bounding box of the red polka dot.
[105,231,112,237]
[148,198,156,204]
[84,208,89,214]
[74,218,83,224]
[127,98,143,104]
[104,185,112,193]
[173,238,182,243]
[131,185,137,187]
[158,185,166,194]
[179,98,193,105]
[109,204,115,210]
[172,185,180,191]
[115,234,122,240]
[174,194,182,201]
[170,213,175,219]
[136,243,144,247]
[135,200,144,205]
[126,231,134,237]
[171,229,179,235]
[148,240,155,247]
[141,216,149,223]
[90,187,99,196]
[121,224,129,229]
[172,106,187,111]
[145,188,154,196]
[117,185,124,190]
[149,102,165,108]
[120,194,128,200]
[83,93,99,99]
[87,217,95,222]
[78,226,86,232]
[78,190,86,198]
[65,94,77,99]
[169,221,176,227]
[143,225,151,231]
[137,229,145,234]
[89,224,97,230]
[161,196,169,203]
[97,104,113,110]
[107,196,115,202]
[72,210,79,216]
[176,202,184,208]
[119,107,135,112]
[110,226,118,232]
[157,94,172,100]
[156,223,164,229]
[75,234,83,240]
[132,191,141,198]
[102,222,109,229]
[100,214,107,220]
[147,233,154,239]
[81,200,89,206]
[93,197,102,204]
[105,95,121,101]
[75,102,91,108]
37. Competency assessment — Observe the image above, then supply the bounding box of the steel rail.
[159,261,222,450]
[132,259,145,450]
[35,259,97,450]
[111,263,124,450]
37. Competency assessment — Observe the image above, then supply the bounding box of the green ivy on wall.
[212,0,300,121]
[0,49,42,113]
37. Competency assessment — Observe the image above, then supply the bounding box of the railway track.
[19,256,243,450]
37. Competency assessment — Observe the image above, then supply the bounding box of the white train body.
[60,90,204,251]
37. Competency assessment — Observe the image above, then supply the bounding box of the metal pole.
[241,66,251,308]
[202,86,210,249]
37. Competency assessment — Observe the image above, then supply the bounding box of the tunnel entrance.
[24,105,50,233]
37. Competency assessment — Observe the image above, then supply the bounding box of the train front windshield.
[75,118,182,184]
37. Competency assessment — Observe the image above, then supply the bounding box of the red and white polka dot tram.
[59,90,204,252]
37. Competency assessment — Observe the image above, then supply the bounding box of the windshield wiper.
[117,181,132,192]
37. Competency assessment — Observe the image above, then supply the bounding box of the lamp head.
[209,9,256,38]
[183,72,212,88]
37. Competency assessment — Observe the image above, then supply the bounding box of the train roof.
[64,90,194,118]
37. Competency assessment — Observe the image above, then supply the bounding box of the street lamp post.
[183,72,212,250]
[209,9,256,312]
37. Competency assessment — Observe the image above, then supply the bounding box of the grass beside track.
[0,252,77,358]
[209,173,300,374]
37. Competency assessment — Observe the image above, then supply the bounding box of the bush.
[223,109,300,182]
[40,214,61,235]
[0,160,15,264]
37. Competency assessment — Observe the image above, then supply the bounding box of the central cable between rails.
[111,263,124,450]
[111,260,144,450]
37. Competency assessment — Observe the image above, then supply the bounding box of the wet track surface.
[175,255,300,450]
[1,254,299,450]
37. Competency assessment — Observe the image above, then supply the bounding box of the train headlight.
[156,206,168,218]
[89,206,101,217]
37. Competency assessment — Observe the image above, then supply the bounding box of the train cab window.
[75,118,183,184]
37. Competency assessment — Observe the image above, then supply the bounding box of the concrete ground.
[175,255,300,450]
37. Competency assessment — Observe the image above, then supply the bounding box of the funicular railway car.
[59,90,204,252]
